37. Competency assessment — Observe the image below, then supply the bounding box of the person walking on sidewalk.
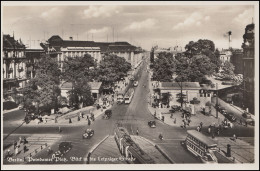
[136,128,139,136]
[81,112,84,118]
[58,126,62,133]
[200,122,203,129]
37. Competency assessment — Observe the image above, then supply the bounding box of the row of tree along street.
[22,53,131,115]
[150,39,236,84]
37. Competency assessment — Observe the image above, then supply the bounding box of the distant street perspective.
[2,2,258,167]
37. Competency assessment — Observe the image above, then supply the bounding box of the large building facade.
[40,36,102,71]
[242,23,255,114]
[41,35,143,70]
[3,34,27,97]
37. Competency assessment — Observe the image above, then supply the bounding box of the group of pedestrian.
[12,136,28,157]
[181,112,192,129]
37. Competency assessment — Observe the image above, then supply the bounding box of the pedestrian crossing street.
[3,134,62,164]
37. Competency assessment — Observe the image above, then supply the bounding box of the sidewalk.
[20,104,113,127]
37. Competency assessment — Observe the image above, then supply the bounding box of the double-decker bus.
[182,130,218,163]
[124,88,135,104]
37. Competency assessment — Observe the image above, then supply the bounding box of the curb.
[86,134,110,164]
[3,107,19,115]
[138,136,175,164]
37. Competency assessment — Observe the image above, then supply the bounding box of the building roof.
[61,82,102,90]
[187,130,218,146]
[47,35,138,53]
[88,82,102,90]
[3,34,26,49]
[107,45,137,52]
[160,82,201,90]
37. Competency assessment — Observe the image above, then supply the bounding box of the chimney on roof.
[69,37,73,41]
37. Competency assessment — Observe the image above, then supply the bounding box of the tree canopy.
[23,54,61,113]
[62,54,96,108]
[152,52,175,82]
[175,39,220,83]
[96,54,131,88]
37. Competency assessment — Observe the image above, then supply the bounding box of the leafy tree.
[62,54,97,83]
[150,47,155,63]
[152,52,175,82]
[67,76,94,108]
[23,54,61,114]
[221,61,235,80]
[96,54,131,88]
[185,39,215,58]
[175,39,219,83]
[175,54,215,83]
[62,54,96,108]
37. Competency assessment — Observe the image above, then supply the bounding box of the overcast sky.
[2,2,256,50]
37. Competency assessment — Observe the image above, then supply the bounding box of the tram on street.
[124,88,135,104]
[182,130,218,164]
[114,126,155,164]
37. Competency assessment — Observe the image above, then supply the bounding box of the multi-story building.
[25,48,45,79]
[41,35,143,70]
[242,23,255,114]
[40,35,102,71]
[153,45,183,60]
[219,49,232,63]
[3,34,27,97]
[230,49,243,74]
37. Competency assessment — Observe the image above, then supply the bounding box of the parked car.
[171,105,181,112]
[225,113,237,122]
[242,112,255,126]
[148,121,156,128]
[103,110,112,119]
[242,112,251,119]
[82,129,94,139]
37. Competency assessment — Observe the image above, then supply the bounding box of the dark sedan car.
[148,121,156,128]
[225,113,237,122]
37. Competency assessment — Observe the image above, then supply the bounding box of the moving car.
[82,129,94,139]
[148,121,156,128]
[103,110,112,119]
[225,113,237,122]
[133,81,138,87]
[52,142,72,158]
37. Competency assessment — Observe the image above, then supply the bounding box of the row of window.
[4,51,24,58]
[187,135,207,149]
[187,141,205,156]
